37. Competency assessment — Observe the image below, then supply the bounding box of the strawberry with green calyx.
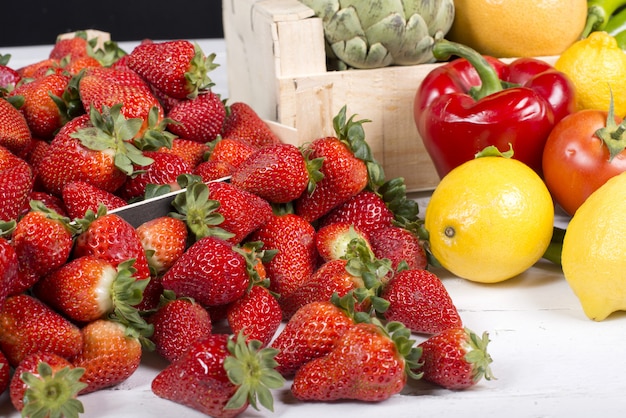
[9,72,72,140]
[295,106,385,222]
[161,236,251,307]
[136,216,189,277]
[279,237,392,319]
[152,332,284,418]
[226,241,281,347]
[315,221,372,263]
[166,90,226,143]
[73,206,151,281]
[131,105,178,152]
[118,150,192,201]
[127,40,217,100]
[291,317,422,402]
[36,105,147,196]
[368,225,428,271]
[169,176,234,242]
[11,200,78,293]
[247,213,318,299]
[194,159,235,183]
[9,352,87,417]
[230,142,323,204]
[34,256,149,326]
[72,318,150,394]
[419,327,495,390]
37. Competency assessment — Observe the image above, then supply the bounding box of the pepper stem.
[431,39,503,100]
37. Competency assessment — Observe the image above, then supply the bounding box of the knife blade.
[108,176,231,229]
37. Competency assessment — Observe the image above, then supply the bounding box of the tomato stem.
[595,90,626,162]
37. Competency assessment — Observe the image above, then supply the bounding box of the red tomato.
[542,109,626,216]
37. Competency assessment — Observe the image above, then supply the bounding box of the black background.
[0,1,224,47]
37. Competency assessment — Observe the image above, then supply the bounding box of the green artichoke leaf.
[300,0,455,69]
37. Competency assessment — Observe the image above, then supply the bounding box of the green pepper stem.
[432,39,503,101]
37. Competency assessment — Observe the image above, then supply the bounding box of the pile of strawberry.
[0,32,494,417]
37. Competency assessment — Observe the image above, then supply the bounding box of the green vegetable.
[581,0,626,38]
[299,0,455,69]
[604,4,626,35]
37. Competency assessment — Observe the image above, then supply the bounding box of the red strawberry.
[9,352,86,415]
[280,249,391,319]
[136,216,188,276]
[17,58,59,79]
[73,210,151,281]
[381,269,462,335]
[227,283,282,347]
[318,190,394,235]
[221,102,281,148]
[151,333,283,418]
[315,221,372,263]
[71,318,146,394]
[0,97,32,154]
[247,213,318,298]
[34,256,148,324]
[167,90,226,143]
[0,231,18,310]
[369,225,428,270]
[36,106,150,196]
[0,145,34,222]
[61,180,127,219]
[0,349,9,394]
[159,137,210,168]
[418,327,495,390]
[0,294,83,367]
[207,136,257,169]
[0,57,21,93]
[161,236,251,307]
[9,72,72,140]
[147,294,212,363]
[295,107,383,222]
[206,181,273,244]
[28,191,68,217]
[193,159,235,182]
[291,320,422,401]
[49,35,90,61]
[230,142,319,203]
[22,137,49,168]
[79,66,165,137]
[127,40,215,100]
[118,150,192,200]
[271,299,355,377]
[11,201,77,293]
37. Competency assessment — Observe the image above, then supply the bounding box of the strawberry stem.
[20,362,87,418]
[223,332,285,412]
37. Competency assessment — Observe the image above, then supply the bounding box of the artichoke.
[300,0,455,69]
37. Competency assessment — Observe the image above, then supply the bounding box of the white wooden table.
[2,39,626,418]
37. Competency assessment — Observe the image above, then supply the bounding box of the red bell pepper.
[414,39,576,179]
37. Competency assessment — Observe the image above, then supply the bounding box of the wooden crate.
[222,0,558,192]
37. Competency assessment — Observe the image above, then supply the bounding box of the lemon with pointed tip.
[425,154,554,283]
[562,171,626,321]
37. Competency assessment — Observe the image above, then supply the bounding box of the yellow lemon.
[562,171,626,321]
[555,31,626,117]
[446,0,587,57]
[425,156,554,283]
